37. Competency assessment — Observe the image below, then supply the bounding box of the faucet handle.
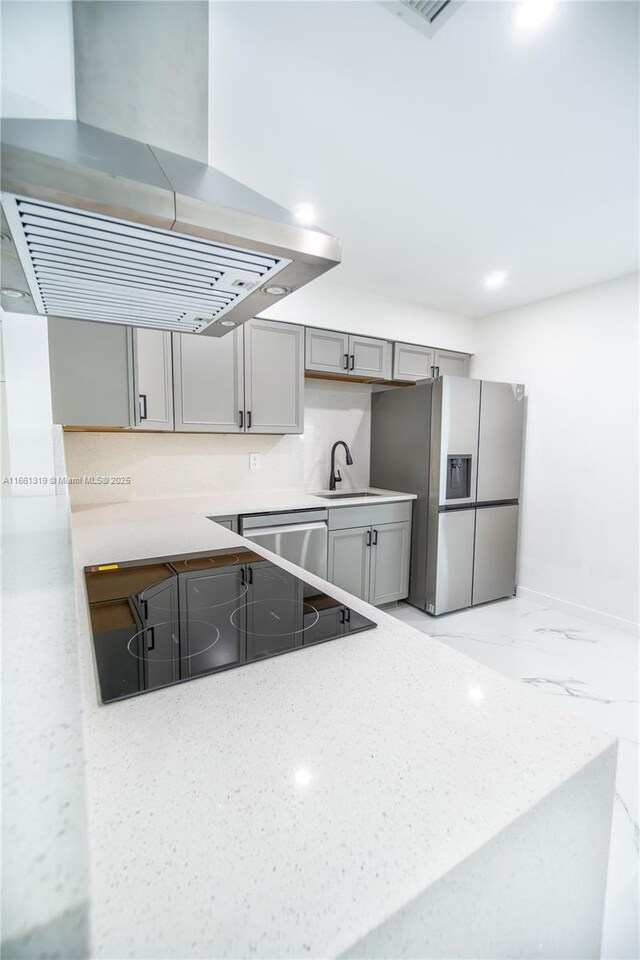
[334,469,342,484]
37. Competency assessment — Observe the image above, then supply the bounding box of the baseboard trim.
[516,586,639,636]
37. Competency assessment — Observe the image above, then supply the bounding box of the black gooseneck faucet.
[329,440,354,490]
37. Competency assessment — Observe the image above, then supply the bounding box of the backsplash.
[63,380,371,504]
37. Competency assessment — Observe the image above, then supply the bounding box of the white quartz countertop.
[66,489,615,958]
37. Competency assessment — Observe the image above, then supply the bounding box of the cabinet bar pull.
[247,410,252,429]
[372,529,378,546]
[344,608,351,623]
[147,627,155,652]
[139,394,148,420]
[343,353,349,370]
[339,607,345,624]
[349,354,355,371]
[239,410,244,429]
[366,530,372,546]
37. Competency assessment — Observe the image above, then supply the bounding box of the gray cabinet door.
[244,318,304,434]
[305,328,350,374]
[132,328,173,430]
[327,526,371,601]
[369,520,411,605]
[349,335,392,379]
[173,329,244,432]
[472,504,519,606]
[392,342,435,382]
[433,349,470,378]
[48,317,133,426]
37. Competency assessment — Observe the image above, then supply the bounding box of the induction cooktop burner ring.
[126,619,220,662]
[138,579,249,613]
[229,600,320,638]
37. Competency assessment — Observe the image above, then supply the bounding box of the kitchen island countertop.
[64,489,618,958]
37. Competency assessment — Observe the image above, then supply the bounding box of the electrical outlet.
[249,453,260,470]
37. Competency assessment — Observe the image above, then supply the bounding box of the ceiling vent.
[381,1,464,38]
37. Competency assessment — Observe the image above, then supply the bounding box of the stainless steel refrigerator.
[370,376,525,615]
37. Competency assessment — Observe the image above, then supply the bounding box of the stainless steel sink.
[317,492,383,500]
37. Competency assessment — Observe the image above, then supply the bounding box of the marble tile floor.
[389,597,639,960]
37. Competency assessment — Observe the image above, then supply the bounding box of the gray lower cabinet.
[433,349,470,378]
[173,328,244,432]
[369,520,411,605]
[393,342,435,382]
[209,514,239,532]
[327,526,371,601]
[48,316,133,426]
[305,328,392,380]
[131,328,174,430]
[327,511,411,606]
[244,318,304,434]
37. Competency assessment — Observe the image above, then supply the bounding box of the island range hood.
[0,119,342,336]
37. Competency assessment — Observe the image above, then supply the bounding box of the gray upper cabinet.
[393,342,435,382]
[132,329,173,431]
[433,349,470,378]
[350,335,392,379]
[244,318,304,434]
[48,317,133,427]
[369,521,411,605]
[305,328,350,375]
[173,328,244,433]
[305,328,392,380]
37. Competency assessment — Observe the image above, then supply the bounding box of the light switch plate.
[249,453,260,470]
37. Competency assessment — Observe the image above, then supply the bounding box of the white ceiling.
[209,0,639,318]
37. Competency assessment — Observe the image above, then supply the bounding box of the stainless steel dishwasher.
[240,509,328,579]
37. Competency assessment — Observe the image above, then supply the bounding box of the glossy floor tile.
[389,597,639,960]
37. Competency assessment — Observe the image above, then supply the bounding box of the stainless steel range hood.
[0,119,342,336]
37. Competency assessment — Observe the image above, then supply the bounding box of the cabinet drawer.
[328,500,412,530]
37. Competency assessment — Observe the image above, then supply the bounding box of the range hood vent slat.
[3,195,292,333]
[0,119,342,335]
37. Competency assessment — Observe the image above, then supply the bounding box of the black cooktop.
[85,546,376,704]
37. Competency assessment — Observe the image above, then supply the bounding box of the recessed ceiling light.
[262,284,292,296]
[1,288,28,299]
[293,202,316,226]
[484,271,507,290]
[219,319,238,327]
[512,0,557,31]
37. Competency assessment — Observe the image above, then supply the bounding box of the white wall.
[471,273,639,631]
[63,379,372,505]
[258,269,476,354]
[1,0,75,118]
